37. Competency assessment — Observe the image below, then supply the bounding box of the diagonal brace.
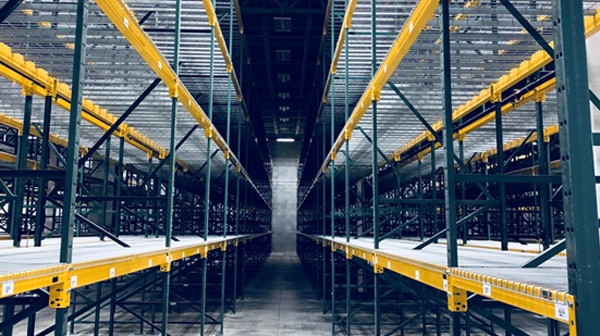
[499,0,599,111]
[79,78,161,168]
[0,0,23,24]
[414,204,491,250]
[387,82,494,200]
[46,197,130,248]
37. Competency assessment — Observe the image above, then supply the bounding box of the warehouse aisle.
[225,253,333,336]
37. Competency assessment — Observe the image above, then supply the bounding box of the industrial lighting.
[276,138,295,143]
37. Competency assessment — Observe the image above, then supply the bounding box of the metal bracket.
[48,282,70,309]
[22,81,34,97]
[490,84,502,103]
[447,286,468,312]
[160,263,171,273]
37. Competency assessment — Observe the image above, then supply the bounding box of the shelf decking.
[0,233,269,304]
[300,233,575,335]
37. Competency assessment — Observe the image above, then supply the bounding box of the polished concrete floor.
[224,252,334,336]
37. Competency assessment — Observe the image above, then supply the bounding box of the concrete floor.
[224,252,334,336]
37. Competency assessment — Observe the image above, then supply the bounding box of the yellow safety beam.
[94,0,267,205]
[320,0,357,105]
[0,233,269,303]
[233,0,245,34]
[0,112,80,154]
[318,0,438,177]
[202,0,244,102]
[0,42,175,167]
[391,9,600,164]
[303,233,575,334]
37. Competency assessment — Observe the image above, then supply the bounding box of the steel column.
[55,0,88,333]
[219,2,235,332]
[201,1,216,333]
[552,1,600,334]
[440,0,460,334]
[102,137,111,231]
[329,3,337,334]
[418,158,424,240]
[34,95,52,246]
[11,93,33,246]
[495,102,508,251]
[113,137,124,236]
[161,1,182,334]
[459,138,467,244]
[535,99,552,249]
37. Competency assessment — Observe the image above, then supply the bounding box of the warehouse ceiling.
[238,0,327,142]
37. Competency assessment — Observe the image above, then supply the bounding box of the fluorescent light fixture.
[276,138,295,143]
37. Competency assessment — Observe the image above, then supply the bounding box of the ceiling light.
[276,138,295,143]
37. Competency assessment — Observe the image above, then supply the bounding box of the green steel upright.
[162,0,182,334]
[551,1,600,334]
[35,95,53,246]
[220,1,235,333]
[11,91,33,247]
[439,0,460,334]
[329,2,336,334]
[55,0,88,334]
[343,0,352,333]
[370,2,381,336]
[495,103,508,251]
[201,1,217,333]
[535,97,552,249]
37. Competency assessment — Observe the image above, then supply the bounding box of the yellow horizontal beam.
[0,112,82,155]
[0,151,39,169]
[95,0,268,206]
[202,0,243,102]
[0,42,184,169]
[302,0,438,206]
[302,233,575,335]
[0,233,269,303]
[319,0,356,109]
[396,77,556,168]
[392,9,600,164]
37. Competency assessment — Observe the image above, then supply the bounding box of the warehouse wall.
[270,141,300,253]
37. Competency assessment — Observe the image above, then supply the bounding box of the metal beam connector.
[49,283,70,309]
[490,83,502,103]
[448,286,468,312]
[168,83,179,99]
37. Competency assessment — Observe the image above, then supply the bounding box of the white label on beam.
[483,283,492,296]
[415,270,420,280]
[123,17,129,29]
[148,259,153,267]
[443,279,448,291]
[109,267,115,278]
[2,282,14,296]
[409,22,414,33]
[555,302,569,321]
[182,252,185,259]
[70,276,78,289]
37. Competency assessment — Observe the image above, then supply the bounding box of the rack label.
[415,270,420,280]
[109,267,115,278]
[555,302,569,321]
[123,18,129,29]
[148,259,153,267]
[443,279,448,291]
[70,276,78,289]
[483,283,492,296]
[2,282,14,296]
